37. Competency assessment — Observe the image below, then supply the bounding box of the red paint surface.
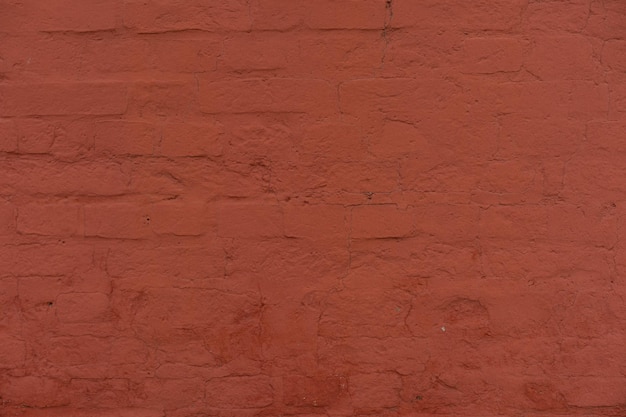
[1,1,625,416]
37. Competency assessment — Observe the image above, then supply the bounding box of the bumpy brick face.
[1,1,625,416]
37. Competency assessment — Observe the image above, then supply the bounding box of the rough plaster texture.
[1,0,626,416]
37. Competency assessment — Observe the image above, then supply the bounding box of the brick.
[498,116,585,158]
[81,38,149,73]
[523,0,589,32]
[71,269,111,294]
[0,119,18,152]
[0,200,15,235]
[348,373,401,409]
[259,303,319,371]
[249,0,305,30]
[467,81,608,120]
[222,240,348,300]
[160,122,223,157]
[284,204,346,239]
[555,335,626,377]
[123,0,250,32]
[322,161,400,194]
[546,203,617,247]
[205,376,274,408]
[81,38,221,74]
[217,201,283,238]
[221,34,297,72]
[541,158,566,197]
[523,381,568,411]
[557,291,622,339]
[154,364,214,381]
[383,28,463,77]
[479,205,548,240]
[127,82,196,118]
[140,378,204,409]
[299,121,368,162]
[526,36,599,80]
[1,244,92,276]
[480,287,549,337]
[18,276,68,309]
[15,408,164,417]
[95,120,159,156]
[304,0,385,30]
[318,336,427,375]
[0,159,131,196]
[0,159,128,195]
[124,160,194,197]
[283,375,341,407]
[149,39,221,73]
[149,200,211,236]
[221,114,299,163]
[17,203,81,236]
[346,239,428,288]
[485,287,563,337]
[460,37,525,73]
[0,35,84,79]
[0,0,120,32]
[106,242,224,280]
[131,288,261,341]
[591,1,626,39]
[216,161,272,198]
[68,379,130,408]
[603,40,626,72]
[56,293,109,323]
[400,160,476,195]
[561,377,626,407]
[482,242,610,282]
[0,83,128,116]
[15,118,56,154]
[0,376,69,407]
[339,78,461,124]
[0,333,25,368]
[48,120,96,160]
[199,78,337,115]
[295,32,384,80]
[0,274,18,307]
[319,289,412,338]
[401,373,527,413]
[155,337,218,368]
[351,205,414,239]
[609,83,626,120]
[36,342,121,379]
[392,0,527,31]
[405,290,493,337]
[369,120,428,157]
[44,335,112,367]
[415,204,479,241]
[562,153,626,200]
[402,116,499,165]
[84,203,152,239]
[475,160,540,196]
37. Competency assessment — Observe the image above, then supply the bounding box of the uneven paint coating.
[1,1,625,416]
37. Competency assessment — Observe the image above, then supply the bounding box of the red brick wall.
[1,1,625,416]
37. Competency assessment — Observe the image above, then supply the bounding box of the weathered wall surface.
[1,0,625,416]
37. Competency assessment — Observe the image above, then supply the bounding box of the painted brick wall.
[1,1,625,416]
